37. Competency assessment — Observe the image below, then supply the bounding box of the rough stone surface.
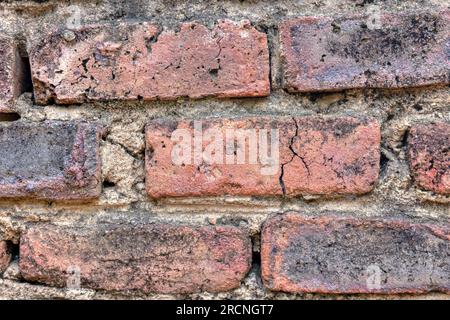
[0,0,449,301]
[280,11,450,92]
[19,223,252,294]
[408,123,450,194]
[0,121,102,200]
[261,213,450,294]
[0,241,10,274]
[0,34,24,112]
[145,116,380,198]
[30,20,270,104]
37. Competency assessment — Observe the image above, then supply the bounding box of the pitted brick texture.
[145,116,380,198]
[280,11,450,92]
[30,20,270,104]
[0,35,25,112]
[0,121,102,200]
[19,223,252,294]
[261,213,450,294]
[408,123,450,194]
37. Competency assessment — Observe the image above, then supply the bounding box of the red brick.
[145,116,380,198]
[408,123,450,194]
[0,35,25,112]
[19,223,251,294]
[280,11,450,92]
[0,121,102,200]
[30,20,270,105]
[261,213,450,294]
[0,241,11,274]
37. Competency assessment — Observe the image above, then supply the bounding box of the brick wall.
[0,0,448,299]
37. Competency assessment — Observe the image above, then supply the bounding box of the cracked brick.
[262,213,450,294]
[0,121,102,200]
[145,116,380,198]
[30,20,270,104]
[19,222,252,294]
[280,11,450,92]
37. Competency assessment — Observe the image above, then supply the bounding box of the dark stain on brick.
[262,214,450,294]
[0,121,102,200]
[327,13,440,63]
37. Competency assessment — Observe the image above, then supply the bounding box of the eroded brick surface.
[280,11,450,92]
[0,241,11,274]
[0,35,24,112]
[30,20,270,104]
[0,121,102,200]
[408,123,450,194]
[261,213,450,294]
[145,116,380,198]
[19,223,252,294]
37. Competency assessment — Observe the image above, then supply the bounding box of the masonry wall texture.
[0,0,449,300]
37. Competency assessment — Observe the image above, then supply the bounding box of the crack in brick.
[289,117,311,177]
[279,117,312,195]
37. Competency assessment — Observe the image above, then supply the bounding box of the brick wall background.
[0,0,448,299]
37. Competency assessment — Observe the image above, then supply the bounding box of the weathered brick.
[280,11,450,92]
[30,20,270,105]
[0,35,25,112]
[261,213,450,294]
[145,116,380,198]
[19,223,251,294]
[408,122,450,194]
[0,241,11,274]
[0,121,102,200]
